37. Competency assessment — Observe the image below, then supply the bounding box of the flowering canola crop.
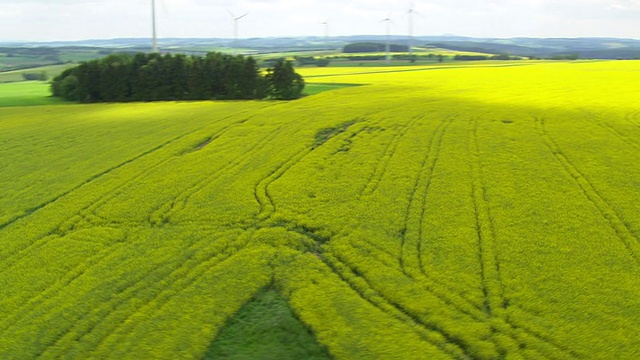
[1,61,640,359]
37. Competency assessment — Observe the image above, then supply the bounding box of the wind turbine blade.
[226,9,235,18]
[237,12,249,20]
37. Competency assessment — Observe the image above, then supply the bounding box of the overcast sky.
[1,0,639,42]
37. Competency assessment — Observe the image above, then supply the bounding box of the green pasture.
[0,64,75,83]
[303,82,361,96]
[0,82,68,107]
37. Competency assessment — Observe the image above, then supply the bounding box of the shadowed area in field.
[205,289,331,360]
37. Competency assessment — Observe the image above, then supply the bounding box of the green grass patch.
[58,51,105,63]
[205,289,331,360]
[0,82,68,107]
[304,82,362,96]
[0,64,76,83]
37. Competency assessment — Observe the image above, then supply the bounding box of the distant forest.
[343,42,410,53]
[51,52,305,102]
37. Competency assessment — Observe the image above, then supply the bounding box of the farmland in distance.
[1,61,640,359]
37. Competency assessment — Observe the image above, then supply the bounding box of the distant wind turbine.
[151,0,158,53]
[321,20,330,39]
[228,10,249,54]
[382,15,392,63]
[407,1,422,56]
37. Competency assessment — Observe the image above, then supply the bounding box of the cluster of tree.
[391,54,446,62]
[294,56,331,67]
[22,71,48,81]
[453,54,521,61]
[347,55,386,61]
[549,54,580,60]
[1,47,61,56]
[343,43,409,53]
[51,52,304,102]
[337,53,446,63]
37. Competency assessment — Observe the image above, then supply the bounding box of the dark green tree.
[50,52,305,103]
[267,59,305,100]
[99,54,132,102]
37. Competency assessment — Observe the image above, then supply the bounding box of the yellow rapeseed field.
[1,60,639,359]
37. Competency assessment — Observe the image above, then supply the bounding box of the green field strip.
[304,82,363,96]
[205,288,332,360]
[534,116,640,264]
[0,82,69,107]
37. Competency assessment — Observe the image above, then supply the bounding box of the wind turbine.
[228,10,249,54]
[407,1,422,56]
[381,15,392,64]
[151,0,158,53]
[321,20,329,39]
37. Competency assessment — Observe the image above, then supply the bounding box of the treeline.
[51,52,304,102]
[343,43,409,53]
[454,54,521,61]
[294,56,331,67]
[22,71,48,81]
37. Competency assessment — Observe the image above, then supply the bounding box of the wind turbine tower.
[151,0,158,52]
[408,1,415,56]
[382,16,392,64]
[322,20,329,39]
[228,10,249,54]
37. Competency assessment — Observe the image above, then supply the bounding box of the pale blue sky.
[1,0,639,41]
